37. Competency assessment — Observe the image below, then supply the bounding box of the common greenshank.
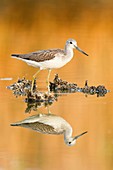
[12,39,88,91]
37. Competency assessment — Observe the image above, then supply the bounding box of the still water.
[0,1,113,170]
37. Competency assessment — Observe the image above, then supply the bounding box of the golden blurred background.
[0,0,113,170]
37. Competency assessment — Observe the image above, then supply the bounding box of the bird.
[11,39,88,92]
[10,113,88,146]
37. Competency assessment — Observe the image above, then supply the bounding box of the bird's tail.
[11,54,20,58]
[10,123,20,126]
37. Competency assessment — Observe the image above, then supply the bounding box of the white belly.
[16,55,73,70]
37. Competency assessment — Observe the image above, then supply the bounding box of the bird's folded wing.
[12,49,64,62]
[19,122,61,134]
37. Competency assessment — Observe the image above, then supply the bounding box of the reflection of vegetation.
[10,113,88,146]
[25,93,59,113]
[25,101,53,113]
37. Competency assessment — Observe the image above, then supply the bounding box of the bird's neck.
[64,45,74,58]
[64,126,72,142]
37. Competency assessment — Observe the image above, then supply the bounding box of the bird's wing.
[10,114,64,135]
[11,49,65,62]
[16,122,62,135]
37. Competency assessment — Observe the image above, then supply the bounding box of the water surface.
[0,1,113,170]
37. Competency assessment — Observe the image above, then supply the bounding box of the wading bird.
[12,39,88,92]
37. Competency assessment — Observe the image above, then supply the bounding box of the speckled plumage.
[12,49,65,63]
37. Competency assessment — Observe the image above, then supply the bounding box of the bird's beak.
[75,46,88,56]
[73,131,88,140]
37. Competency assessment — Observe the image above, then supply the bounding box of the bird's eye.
[70,42,72,44]
[69,142,71,144]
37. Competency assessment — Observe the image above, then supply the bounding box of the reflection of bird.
[11,39,88,91]
[11,113,87,146]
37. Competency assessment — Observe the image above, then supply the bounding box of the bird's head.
[65,137,77,146]
[65,131,88,146]
[66,39,77,49]
[66,39,88,56]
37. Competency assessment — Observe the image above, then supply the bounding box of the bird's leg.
[47,105,51,115]
[31,69,40,92]
[46,69,51,92]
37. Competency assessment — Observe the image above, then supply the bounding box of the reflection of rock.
[11,113,87,146]
[24,92,60,113]
[25,97,58,113]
